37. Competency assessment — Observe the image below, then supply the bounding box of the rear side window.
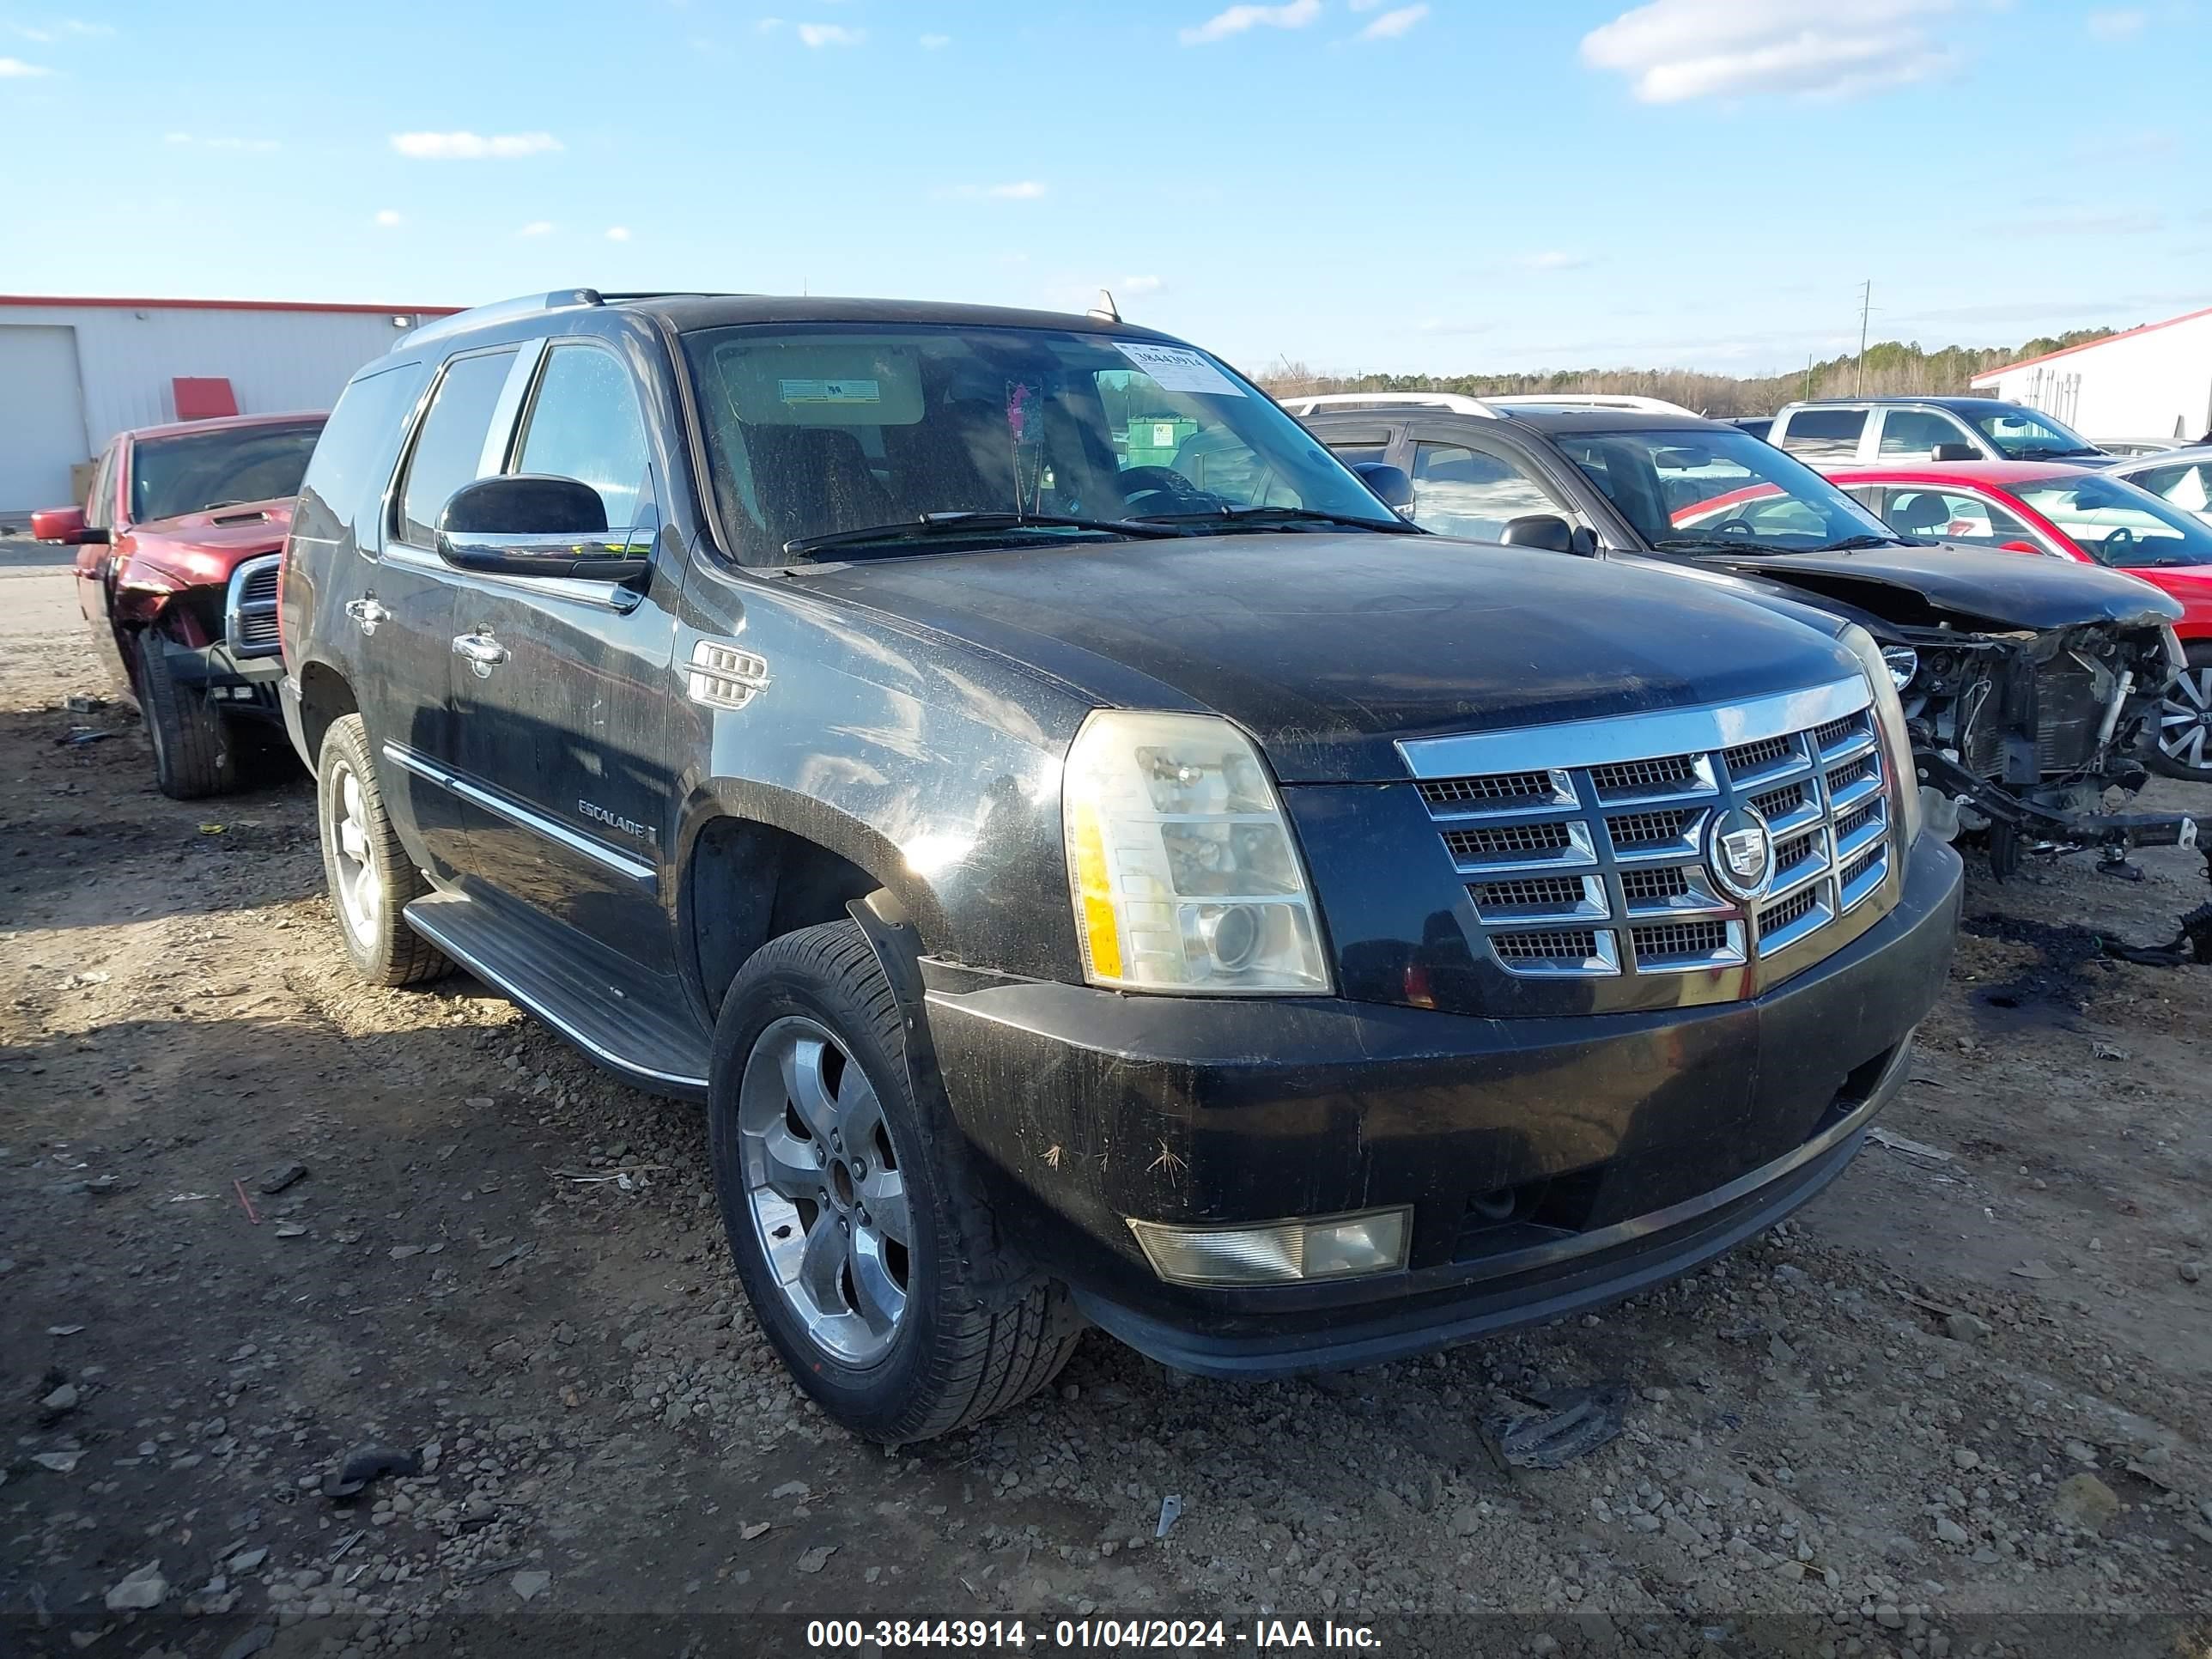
[397,349,519,546]
[514,345,652,532]
[1778,410,1867,456]
[297,366,422,552]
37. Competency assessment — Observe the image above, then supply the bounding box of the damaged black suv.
[1292,399,2202,882]
[279,292,1960,1442]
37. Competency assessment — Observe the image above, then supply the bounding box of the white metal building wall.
[1973,308,2212,443]
[0,301,438,514]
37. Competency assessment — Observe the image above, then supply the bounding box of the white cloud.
[1358,3,1429,40]
[940,179,1048,201]
[1121,275,1165,294]
[11,18,113,40]
[389,130,562,160]
[0,54,52,75]
[1580,0,1956,104]
[519,220,556,236]
[797,21,866,46]
[2086,8,2147,39]
[920,32,951,48]
[1179,0,1322,46]
[605,225,631,241]
[374,210,404,228]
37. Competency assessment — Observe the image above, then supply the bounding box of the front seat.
[1887,491,1949,538]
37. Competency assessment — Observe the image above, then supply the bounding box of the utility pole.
[1803,351,1814,402]
[1855,280,1873,396]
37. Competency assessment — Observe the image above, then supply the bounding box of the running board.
[404,891,713,1099]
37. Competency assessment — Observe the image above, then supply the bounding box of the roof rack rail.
[1277,392,1500,419]
[392,289,605,353]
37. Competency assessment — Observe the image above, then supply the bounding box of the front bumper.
[163,638,284,722]
[924,834,1961,1377]
[1917,746,2207,854]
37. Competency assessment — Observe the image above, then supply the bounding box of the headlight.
[1062,709,1331,994]
[1879,645,1918,690]
[1839,625,1924,849]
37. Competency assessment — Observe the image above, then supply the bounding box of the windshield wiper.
[1811,534,1905,551]
[784,510,1179,558]
[1650,535,1808,556]
[1133,505,1418,534]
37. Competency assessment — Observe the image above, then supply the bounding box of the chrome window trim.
[378,542,645,612]
[1396,676,1871,781]
[223,552,283,658]
[380,740,657,889]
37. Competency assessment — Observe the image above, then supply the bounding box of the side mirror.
[1352,461,1413,513]
[434,475,647,581]
[1999,539,2042,556]
[31,505,106,545]
[1929,443,1978,462]
[1499,514,1577,554]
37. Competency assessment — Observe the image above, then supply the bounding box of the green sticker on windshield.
[779,378,881,406]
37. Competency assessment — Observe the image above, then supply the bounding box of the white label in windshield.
[1114,343,1245,398]
[780,378,881,406]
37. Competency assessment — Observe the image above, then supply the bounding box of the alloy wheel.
[737,1015,912,1367]
[328,761,380,945]
[2158,665,2212,773]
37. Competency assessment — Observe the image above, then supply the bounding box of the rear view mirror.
[1352,461,1413,513]
[30,505,106,545]
[1930,443,1978,462]
[1499,514,1577,553]
[435,475,648,582]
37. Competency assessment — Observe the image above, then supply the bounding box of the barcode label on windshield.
[1114,343,1244,398]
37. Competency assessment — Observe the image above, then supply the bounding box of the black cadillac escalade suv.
[279,290,1961,1443]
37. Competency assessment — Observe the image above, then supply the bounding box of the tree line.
[1255,330,2114,417]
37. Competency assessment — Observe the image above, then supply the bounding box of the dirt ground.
[5,545,2210,1658]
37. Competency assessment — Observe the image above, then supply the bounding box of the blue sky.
[3,0,2207,377]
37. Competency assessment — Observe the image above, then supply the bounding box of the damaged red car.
[33,411,327,798]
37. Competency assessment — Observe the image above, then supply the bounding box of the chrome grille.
[225,553,283,658]
[1398,678,1894,988]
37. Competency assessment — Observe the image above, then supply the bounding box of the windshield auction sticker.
[1113,343,1245,398]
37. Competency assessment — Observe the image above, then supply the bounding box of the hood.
[125,498,295,587]
[797,532,1860,782]
[1692,542,2183,633]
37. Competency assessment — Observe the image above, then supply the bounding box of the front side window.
[1880,488,2039,549]
[514,345,652,533]
[1969,404,2100,460]
[396,349,519,546]
[129,420,326,524]
[682,325,1400,563]
[1409,441,1568,541]
[85,445,118,530]
[1876,409,1968,457]
[1553,427,1893,551]
[2013,474,2212,568]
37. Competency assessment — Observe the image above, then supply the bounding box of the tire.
[708,920,1078,1443]
[134,629,234,799]
[2148,644,2212,781]
[314,714,450,987]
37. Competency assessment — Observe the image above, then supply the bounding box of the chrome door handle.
[343,598,391,636]
[452,631,509,677]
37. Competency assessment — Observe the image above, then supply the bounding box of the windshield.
[1969,404,2099,459]
[130,421,325,523]
[1551,426,1899,551]
[682,324,1399,562]
[2013,474,2212,568]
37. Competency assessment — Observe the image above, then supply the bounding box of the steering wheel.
[1117,465,1219,519]
[1705,516,1758,538]
[2102,526,2138,563]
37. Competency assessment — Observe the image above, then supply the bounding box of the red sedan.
[1824,460,2212,780]
[33,411,326,798]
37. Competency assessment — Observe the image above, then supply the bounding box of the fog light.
[1126,1207,1410,1285]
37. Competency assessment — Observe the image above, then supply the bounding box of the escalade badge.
[1705,805,1776,902]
